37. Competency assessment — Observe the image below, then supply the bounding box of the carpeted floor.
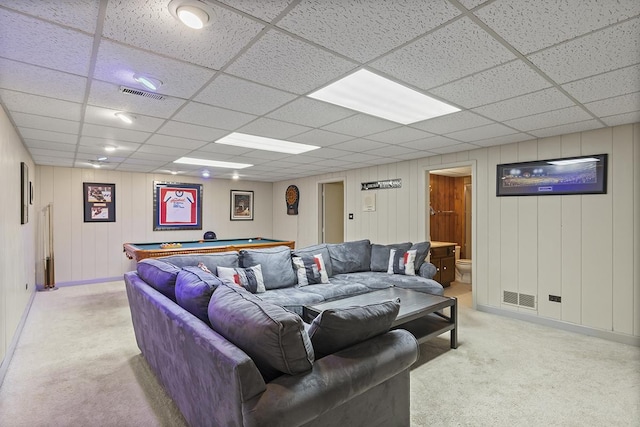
[0,281,638,426]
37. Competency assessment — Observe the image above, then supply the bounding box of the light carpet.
[0,281,638,426]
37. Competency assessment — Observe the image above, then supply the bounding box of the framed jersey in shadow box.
[83,183,116,222]
[154,181,202,230]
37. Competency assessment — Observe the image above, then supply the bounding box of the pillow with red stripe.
[387,249,417,276]
[293,254,329,286]
[217,265,266,294]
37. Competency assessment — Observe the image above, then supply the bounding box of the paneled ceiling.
[1,0,638,182]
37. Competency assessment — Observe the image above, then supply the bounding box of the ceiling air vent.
[119,86,166,101]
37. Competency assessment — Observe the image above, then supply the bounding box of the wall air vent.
[119,86,166,100]
[503,290,537,310]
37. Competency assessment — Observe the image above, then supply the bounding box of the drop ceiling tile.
[528,120,604,138]
[266,97,355,127]
[118,157,168,167]
[562,65,640,104]
[216,0,292,22]
[103,0,264,70]
[321,114,399,137]
[428,143,481,154]
[232,150,290,161]
[173,102,256,130]
[288,129,353,146]
[0,58,87,103]
[410,111,493,134]
[445,123,517,142]
[87,81,186,119]
[392,150,434,161]
[338,152,384,163]
[130,148,187,160]
[195,74,296,115]
[11,113,80,134]
[400,136,461,150]
[366,156,406,166]
[195,143,252,156]
[472,133,534,147]
[458,0,489,9]
[304,147,353,159]
[307,158,351,168]
[278,0,460,63]
[81,123,150,143]
[93,40,216,99]
[329,138,389,152]
[32,157,74,167]
[0,8,93,75]
[365,126,434,144]
[0,0,100,32]
[157,121,229,142]
[505,106,593,132]
[237,118,312,139]
[601,111,640,127]
[24,140,77,152]
[0,90,82,121]
[79,137,141,153]
[528,18,640,84]
[226,30,357,94]
[84,106,165,133]
[144,135,208,151]
[471,88,575,122]
[29,147,76,159]
[475,0,640,55]
[371,17,515,90]
[19,127,77,144]
[277,154,326,165]
[365,145,417,157]
[115,164,156,172]
[431,60,552,108]
[584,92,640,117]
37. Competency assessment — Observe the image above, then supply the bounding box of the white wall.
[0,106,36,366]
[35,167,274,284]
[273,124,640,339]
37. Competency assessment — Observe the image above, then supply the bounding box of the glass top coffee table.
[303,288,457,348]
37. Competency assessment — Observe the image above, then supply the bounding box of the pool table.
[123,238,295,262]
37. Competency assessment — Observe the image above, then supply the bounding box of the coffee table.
[303,288,457,348]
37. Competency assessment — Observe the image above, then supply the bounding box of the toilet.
[454,245,472,284]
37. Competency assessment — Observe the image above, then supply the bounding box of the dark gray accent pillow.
[159,251,239,273]
[370,242,412,272]
[175,266,223,324]
[308,299,401,358]
[136,258,182,301]
[240,246,296,290]
[293,244,333,277]
[411,241,431,270]
[208,284,314,382]
[326,239,372,274]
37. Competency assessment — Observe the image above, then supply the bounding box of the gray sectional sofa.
[124,239,443,426]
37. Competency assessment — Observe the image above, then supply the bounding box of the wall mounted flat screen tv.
[496,154,608,197]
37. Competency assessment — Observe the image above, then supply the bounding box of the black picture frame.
[230,190,254,221]
[20,162,28,224]
[153,181,203,231]
[496,154,608,197]
[83,182,116,222]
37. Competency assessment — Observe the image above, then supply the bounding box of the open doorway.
[319,181,344,244]
[428,166,473,308]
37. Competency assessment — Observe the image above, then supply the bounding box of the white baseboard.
[0,290,36,387]
[476,304,640,347]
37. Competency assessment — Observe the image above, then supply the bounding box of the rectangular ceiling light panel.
[216,132,319,154]
[174,157,253,169]
[308,69,460,124]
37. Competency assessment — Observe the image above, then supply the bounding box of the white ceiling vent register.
[503,291,537,310]
[119,86,166,101]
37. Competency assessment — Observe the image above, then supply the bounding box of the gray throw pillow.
[308,299,400,358]
[136,258,182,301]
[326,239,372,274]
[175,266,223,324]
[370,242,412,272]
[410,241,431,270]
[293,244,333,277]
[240,246,296,289]
[208,284,314,382]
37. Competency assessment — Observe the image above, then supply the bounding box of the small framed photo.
[154,181,202,230]
[230,190,253,221]
[83,183,116,222]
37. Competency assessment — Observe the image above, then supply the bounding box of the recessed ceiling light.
[215,133,319,155]
[174,157,253,169]
[168,0,212,29]
[171,171,178,175]
[202,170,210,178]
[104,145,116,152]
[133,74,162,91]
[97,156,108,161]
[114,112,134,124]
[308,69,460,124]
[232,173,239,180]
